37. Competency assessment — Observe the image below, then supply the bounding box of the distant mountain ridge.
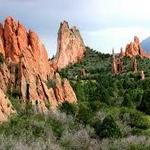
[141,37,150,53]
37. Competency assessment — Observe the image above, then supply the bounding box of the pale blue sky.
[0,0,150,57]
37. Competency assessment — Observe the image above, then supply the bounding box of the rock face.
[131,57,138,72]
[0,23,5,56]
[52,21,86,70]
[0,17,78,120]
[141,70,145,80]
[112,49,123,74]
[125,36,150,58]
[0,88,15,122]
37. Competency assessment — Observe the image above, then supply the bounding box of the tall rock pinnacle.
[125,36,150,58]
[52,21,86,70]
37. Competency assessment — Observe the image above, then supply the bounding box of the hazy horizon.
[1,0,150,57]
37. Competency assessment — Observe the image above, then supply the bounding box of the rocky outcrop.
[0,89,15,122]
[53,73,77,104]
[125,36,150,58]
[52,21,86,70]
[119,47,125,57]
[112,49,123,74]
[63,78,77,103]
[0,23,5,56]
[141,70,145,80]
[131,57,138,72]
[0,17,78,118]
[0,63,10,92]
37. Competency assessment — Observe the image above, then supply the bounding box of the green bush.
[46,79,56,89]
[7,88,21,99]
[77,102,94,124]
[119,108,150,129]
[122,93,134,108]
[0,52,4,64]
[139,90,150,115]
[95,115,122,138]
[59,101,78,116]
[89,100,103,112]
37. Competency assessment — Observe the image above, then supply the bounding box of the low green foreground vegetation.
[1,47,150,149]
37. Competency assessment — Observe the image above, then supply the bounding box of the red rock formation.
[53,73,77,104]
[119,47,125,57]
[52,21,86,70]
[131,57,138,72]
[0,23,5,56]
[63,78,77,103]
[125,36,150,58]
[140,70,145,80]
[112,49,123,74]
[0,63,10,95]
[0,88,15,122]
[0,17,78,118]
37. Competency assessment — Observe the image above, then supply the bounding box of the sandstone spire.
[112,49,123,74]
[140,70,145,80]
[119,47,124,57]
[52,21,86,70]
[112,49,117,74]
[131,57,138,72]
[125,36,150,58]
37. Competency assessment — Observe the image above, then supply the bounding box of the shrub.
[59,101,78,116]
[9,97,23,114]
[45,101,51,110]
[95,115,122,138]
[77,102,94,124]
[122,93,134,108]
[46,80,56,89]
[119,108,150,129]
[7,87,21,99]
[89,100,103,112]
[72,80,87,102]
[60,126,97,150]
[100,136,150,150]
[138,89,150,115]
[0,52,4,64]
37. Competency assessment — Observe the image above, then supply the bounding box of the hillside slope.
[1,47,150,149]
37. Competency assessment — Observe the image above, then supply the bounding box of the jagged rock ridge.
[0,17,83,121]
[124,36,150,58]
[52,21,86,70]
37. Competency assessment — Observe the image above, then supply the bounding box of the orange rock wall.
[0,17,79,121]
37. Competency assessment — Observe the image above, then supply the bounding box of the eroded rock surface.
[125,36,150,58]
[0,17,78,118]
[52,21,86,70]
[0,89,15,122]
